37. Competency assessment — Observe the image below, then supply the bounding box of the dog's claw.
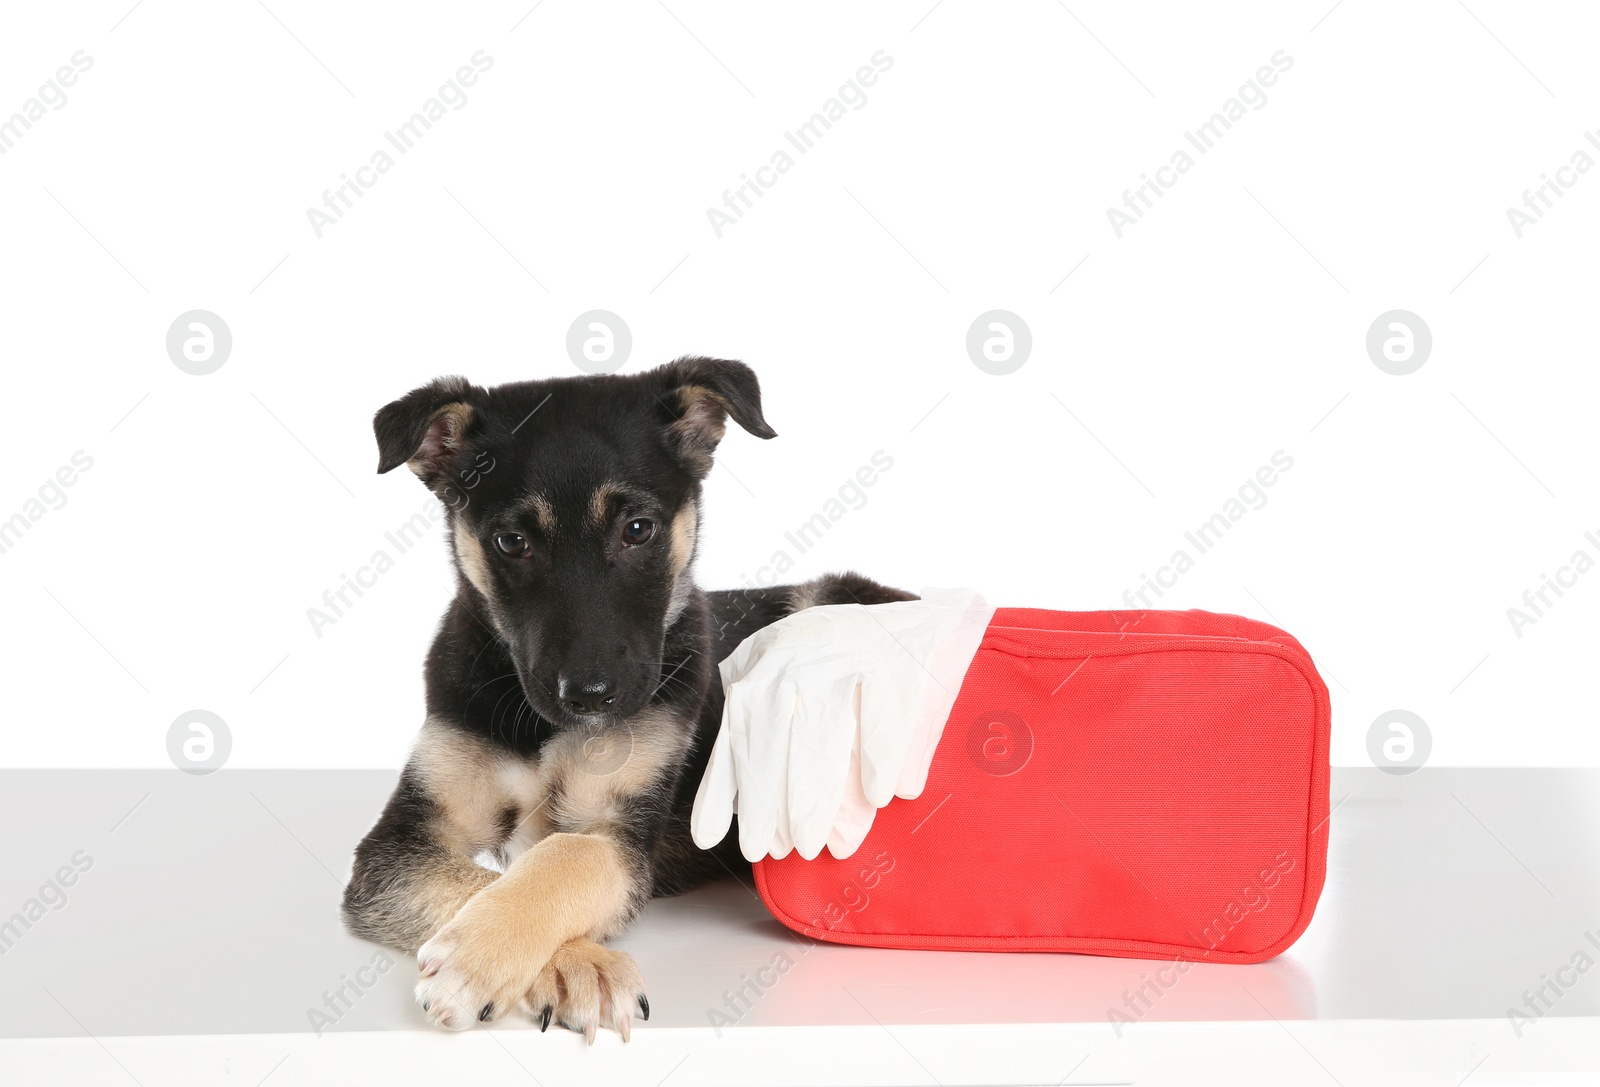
[526,940,646,1041]
[421,1001,431,1012]
[479,1003,494,1022]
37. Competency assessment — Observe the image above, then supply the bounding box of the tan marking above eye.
[588,482,661,532]
[588,483,626,529]
[520,494,557,535]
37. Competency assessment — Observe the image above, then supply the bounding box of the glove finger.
[768,790,794,861]
[765,696,797,863]
[895,653,959,799]
[856,665,923,807]
[724,676,771,860]
[894,708,945,799]
[733,677,797,862]
[826,807,876,859]
[857,589,994,802]
[825,734,877,859]
[690,723,737,849]
[787,672,862,860]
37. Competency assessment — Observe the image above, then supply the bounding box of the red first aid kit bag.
[751,608,1330,964]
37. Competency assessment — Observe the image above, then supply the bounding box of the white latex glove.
[691,587,994,861]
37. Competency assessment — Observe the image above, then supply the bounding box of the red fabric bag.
[751,608,1330,964]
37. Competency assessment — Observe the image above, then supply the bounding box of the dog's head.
[374,357,775,728]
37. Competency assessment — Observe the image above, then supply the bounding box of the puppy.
[341,357,912,1038]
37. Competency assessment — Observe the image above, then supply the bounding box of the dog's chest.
[494,759,554,862]
[492,729,644,863]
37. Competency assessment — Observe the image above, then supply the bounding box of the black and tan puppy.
[341,357,911,1038]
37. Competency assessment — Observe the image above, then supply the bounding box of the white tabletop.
[1,767,1594,1085]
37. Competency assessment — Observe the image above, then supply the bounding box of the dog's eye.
[494,532,529,557]
[620,519,656,547]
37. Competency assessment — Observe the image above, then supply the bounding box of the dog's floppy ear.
[373,376,477,480]
[657,356,776,476]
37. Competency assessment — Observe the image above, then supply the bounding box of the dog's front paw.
[414,883,551,1030]
[529,938,648,1043]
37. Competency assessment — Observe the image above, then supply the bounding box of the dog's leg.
[344,720,663,1035]
[414,831,648,1032]
[340,765,501,957]
[343,721,565,962]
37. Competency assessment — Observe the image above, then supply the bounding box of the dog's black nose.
[558,674,619,715]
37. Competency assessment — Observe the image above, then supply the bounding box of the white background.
[1,0,1594,769]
